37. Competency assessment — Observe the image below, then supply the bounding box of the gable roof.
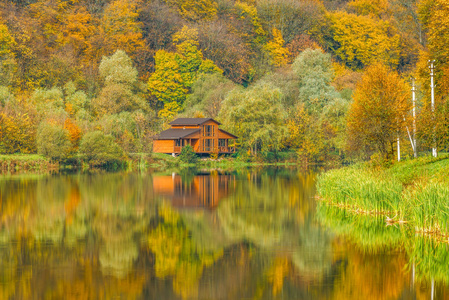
[154,128,200,140]
[219,128,238,139]
[169,118,221,126]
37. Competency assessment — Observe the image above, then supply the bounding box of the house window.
[203,139,213,151]
[218,139,226,147]
[175,140,181,147]
[203,125,214,137]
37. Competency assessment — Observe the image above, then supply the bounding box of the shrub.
[36,122,71,161]
[178,145,198,164]
[79,131,125,168]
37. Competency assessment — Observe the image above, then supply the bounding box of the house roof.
[169,118,221,126]
[154,128,200,140]
[219,128,238,139]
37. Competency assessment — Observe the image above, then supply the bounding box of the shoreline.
[317,154,449,239]
[0,153,316,174]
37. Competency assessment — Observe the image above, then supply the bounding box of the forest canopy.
[0,0,445,163]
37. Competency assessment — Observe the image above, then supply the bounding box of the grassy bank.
[0,154,59,173]
[0,152,302,173]
[317,154,449,236]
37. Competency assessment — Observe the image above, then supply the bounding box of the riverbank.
[317,154,449,237]
[0,154,59,173]
[0,152,302,174]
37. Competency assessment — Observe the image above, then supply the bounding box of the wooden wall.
[153,140,174,153]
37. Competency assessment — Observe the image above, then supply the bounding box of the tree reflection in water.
[1,169,449,299]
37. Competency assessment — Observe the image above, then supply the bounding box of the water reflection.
[153,172,235,209]
[317,203,449,299]
[1,169,449,299]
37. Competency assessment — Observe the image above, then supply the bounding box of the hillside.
[0,0,447,163]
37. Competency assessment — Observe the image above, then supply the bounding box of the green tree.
[219,84,287,155]
[36,121,71,161]
[93,50,149,116]
[183,73,236,118]
[292,49,341,110]
[178,145,198,164]
[147,26,221,119]
[78,131,125,167]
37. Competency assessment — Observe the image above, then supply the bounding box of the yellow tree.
[56,7,96,62]
[264,28,291,67]
[165,0,218,21]
[0,20,17,87]
[327,11,401,69]
[416,0,449,152]
[101,0,146,57]
[346,63,410,159]
[147,26,221,119]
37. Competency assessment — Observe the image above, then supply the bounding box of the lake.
[0,168,447,299]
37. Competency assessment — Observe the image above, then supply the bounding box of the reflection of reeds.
[316,203,406,253]
[406,236,449,285]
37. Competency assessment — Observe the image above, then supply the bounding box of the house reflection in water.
[153,173,235,209]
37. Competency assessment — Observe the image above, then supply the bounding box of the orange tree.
[346,63,410,159]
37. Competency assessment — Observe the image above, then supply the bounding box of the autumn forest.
[0,0,448,164]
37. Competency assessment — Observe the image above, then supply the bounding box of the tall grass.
[402,179,449,234]
[317,166,403,213]
[317,155,449,236]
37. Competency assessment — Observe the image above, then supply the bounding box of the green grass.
[317,154,449,234]
[0,154,47,161]
[317,165,403,213]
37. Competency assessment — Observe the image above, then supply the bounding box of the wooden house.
[153,118,237,154]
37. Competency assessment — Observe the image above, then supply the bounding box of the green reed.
[317,166,403,213]
[318,156,449,233]
[402,179,449,234]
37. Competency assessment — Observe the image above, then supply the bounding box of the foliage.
[0,0,441,165]
[183,73,235,118]
[178,145,198,164]
[220,84,287,154]
[0,21,17,87]
[78,131,125,167]
[0,100,37,154]
[148,26,221,120]
[292,48,340,110]
[166,0,218,21]
[318,155,449,234]
[101,0,146,57]
[93,50,149,116]
[324,11,401,69]
[256,0,325,44]
[264,28,290,67]
[36,121,71,161]
[98,111,153,153]
[347,63,410,159]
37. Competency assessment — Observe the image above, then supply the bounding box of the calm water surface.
[0,168,448,299]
